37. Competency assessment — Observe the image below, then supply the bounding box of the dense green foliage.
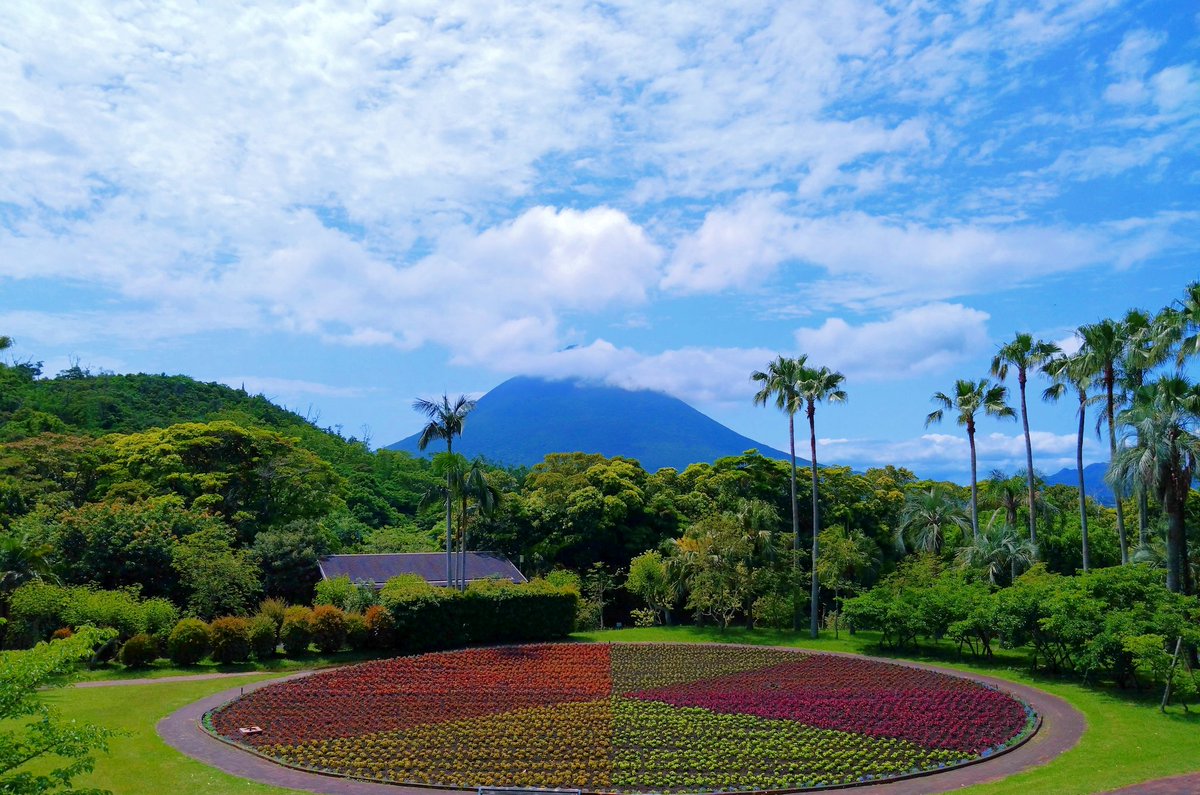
[843,559,1200,688]
[0,626,116,794]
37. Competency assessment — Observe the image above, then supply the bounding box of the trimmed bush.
[363,605,396,650]
[248,615,278,660]
[142,598,179,639]
[310,605,347,654]
[167,618,211,666]
[209,616,251,664]
[5,582,72,648]
[120,633,158,668]
[379,577,578,653]
[280,606,313,657]
[344,612,369,651]
[258,598,286,638]
[51,627,74,641]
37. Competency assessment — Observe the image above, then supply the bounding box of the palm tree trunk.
[1019,371,1037,545]
[1166,498,1185,594]
[1076,397,1090,572]
[789,412,800,632]
[1106,369,1129,564]
[446,440,454,588]
[968,422,979,540]
[808,405,820,641]
[1137,492,1149,548]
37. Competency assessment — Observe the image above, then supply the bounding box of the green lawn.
[66,647,394,683]
[33,627,1200,795]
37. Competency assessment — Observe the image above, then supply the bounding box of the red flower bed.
[211,643,611,745]
[628,655,1027,753]
[208,642,1036,792]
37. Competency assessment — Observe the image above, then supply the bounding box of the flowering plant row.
[209,642,1037,793]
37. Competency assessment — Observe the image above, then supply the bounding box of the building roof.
[317,552,527,589]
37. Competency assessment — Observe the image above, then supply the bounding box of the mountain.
[387,376,797,472]
[1044,462,1115,506]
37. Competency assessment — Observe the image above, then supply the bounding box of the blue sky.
[1,1,1198,481]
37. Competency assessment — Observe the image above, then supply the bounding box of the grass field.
[33,627,1200,795]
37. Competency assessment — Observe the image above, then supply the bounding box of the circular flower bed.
[206,643,1037,793]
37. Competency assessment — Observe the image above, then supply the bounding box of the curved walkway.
[156,648,1085,795]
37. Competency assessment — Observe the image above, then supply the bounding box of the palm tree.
[1108,375,1200,594]
[1043,350,1103,571]
[0,336,11,353]
[894,486,969,555]
[413,393,477,587]
[991,333,1060,545]
[1119,309,1172,547]
[797,364,847,639]
[1077,319,1131,563]
[926,379,1016,540]
[751,355,807,631]
[955,520,1037,585]
[457,459,501,590]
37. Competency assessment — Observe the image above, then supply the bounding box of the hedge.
[4,583,177,649]
[378,577,577,653]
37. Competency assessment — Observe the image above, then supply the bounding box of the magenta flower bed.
[629,654,1028,753]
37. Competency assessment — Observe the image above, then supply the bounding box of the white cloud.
[820,429,1105,480]
[663,199,1171,308]
[793,303,991,380]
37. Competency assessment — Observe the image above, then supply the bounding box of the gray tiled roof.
[317,552,526,588]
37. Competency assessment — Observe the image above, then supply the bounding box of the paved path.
[156,647,1087,795]
[75,670,268,688]
[1104,773,1200,794]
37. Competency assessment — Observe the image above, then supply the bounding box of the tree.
[453,458,501,590]
[1043,350,1103,571]
[413,394,477,588]
[0,336,11,353]
[1119,309,1171,547]
[895,486,968,555]
[991,333,1060,545]
[751,355,807,630]
[797,364,847,639]
[1078,319,1132,563]
[626,550,675,624]
[1109,375,1200,594]
[815,524,877,638]
[955,521,1037,585]
[252,520,335,604]
[171,525,261,620]
[926,379,1016,540]
[0,626,116,795]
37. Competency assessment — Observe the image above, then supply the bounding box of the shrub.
[258,597,287,637]
[310,605,347,654]
[62,587,145,641]
[120,633,158,668]
[752,593,794,630]
[141,598,179,639]
[314,576,355,609]
[280,607,313,657]
[51,628,74,641]
[209,616,251,664]
[167,618,211,666]
[248,615,278,660]
[344,580,380,615]
[344,612,369,651]
[363,605,396,650]
[5,582,72,648]
[630,607,658,628]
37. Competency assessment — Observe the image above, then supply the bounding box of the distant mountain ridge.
[386,376,798,472]
[1044,462,1115,506]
